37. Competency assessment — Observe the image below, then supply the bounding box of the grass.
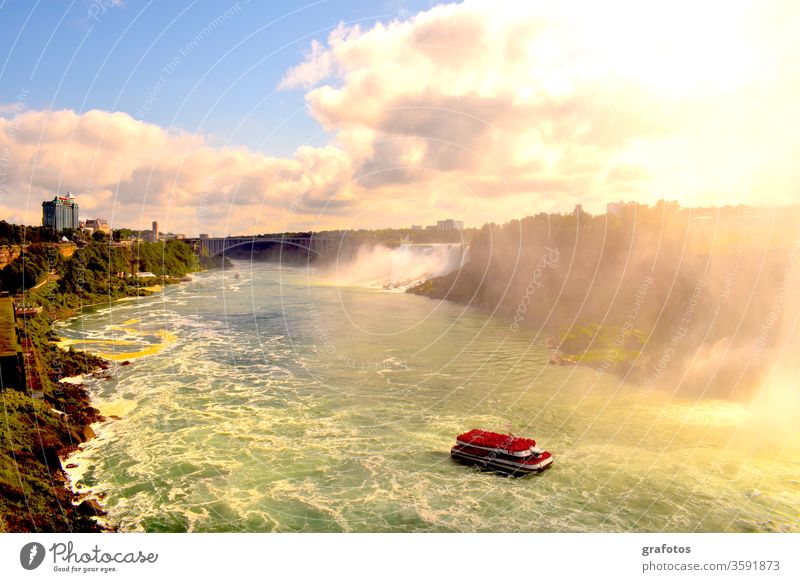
[555,323,646,375]
[0,389,100,532]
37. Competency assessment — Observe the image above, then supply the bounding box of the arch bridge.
[185,234,468,261]
[186,235,345,258]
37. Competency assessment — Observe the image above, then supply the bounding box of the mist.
[320,243,468,291]
[409,203,800,418]
[745,234,800,440]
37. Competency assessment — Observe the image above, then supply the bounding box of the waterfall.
[323,243,468,291]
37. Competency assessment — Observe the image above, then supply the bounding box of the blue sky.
[1,1,797,234]
[0,0,429,155]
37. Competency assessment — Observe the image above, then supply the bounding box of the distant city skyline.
[2,1,800,236]
[34,188,471,238]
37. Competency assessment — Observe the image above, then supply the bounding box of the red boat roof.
[456,429,536,452]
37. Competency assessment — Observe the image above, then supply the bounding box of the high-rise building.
[42,192,79,231]
[152,221,159,242]
[436,219,464,230]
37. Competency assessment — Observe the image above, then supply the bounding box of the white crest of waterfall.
[328,243,468,291]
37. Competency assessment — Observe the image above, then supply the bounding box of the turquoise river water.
[59,261,799,532]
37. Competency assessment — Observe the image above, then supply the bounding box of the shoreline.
[407,279,648,379]
[2,238,212,531]
[407,281,640,375]
[59,371,117,533]
[12,275,191,532]
[52,281,180,532]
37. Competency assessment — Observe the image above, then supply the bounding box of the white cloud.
[3,0,799,234]
[284,0,800,212]
[0,109,354,234]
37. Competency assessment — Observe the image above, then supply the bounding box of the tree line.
[1,238,199,300]
[410,202,800,397]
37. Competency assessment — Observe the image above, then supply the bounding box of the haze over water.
[60,260,799,532]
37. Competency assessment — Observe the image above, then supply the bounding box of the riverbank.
[407,274,645,376]
[406,208,798,398]
[1,284,181,531]
[1,239,204,532]
[544,323,648,379]
[45,259,800,533]
[0,335,112,531]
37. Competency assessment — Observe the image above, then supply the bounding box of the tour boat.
[450,429,553,475]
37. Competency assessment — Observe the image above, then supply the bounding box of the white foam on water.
[55,262,800,533]
[322,243,467,291]
[59,374,84,385]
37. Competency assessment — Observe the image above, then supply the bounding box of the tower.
[42,192,79,231]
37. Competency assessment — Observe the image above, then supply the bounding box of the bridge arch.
[205,238,323,258]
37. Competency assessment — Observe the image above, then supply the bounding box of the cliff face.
[0,300,113,532]
[0,243,77,269]
[409,206,800,398]
[0,237,202,532]
[0,245,22,269]
[0,380,107,532]
[55,242,78,258]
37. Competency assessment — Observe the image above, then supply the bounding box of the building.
[140,221,161,242]
[84,218,111,234]
[436,219,464,231]
[42,192,79,231]
[0,297,26,391]
[411,225,423,231]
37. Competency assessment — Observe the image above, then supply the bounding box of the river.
[59,261,799,532]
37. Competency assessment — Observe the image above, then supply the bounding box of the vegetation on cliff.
[0,385,105,532]
[409,203,800,395]
[1,294,110,531]
[0,244,59,295]
[1,237,200,531]
[548,323,646,377]
[56,239,198,304]
[199,254,233,270]
[0,220,62,245]
[1,238,200,300]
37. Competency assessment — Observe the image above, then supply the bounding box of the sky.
[0,0,798,236]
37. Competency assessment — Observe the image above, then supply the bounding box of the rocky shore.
[2,308,148,531]
[48,376,113,528]
[1,237,206,532]
[0,364,112,532]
